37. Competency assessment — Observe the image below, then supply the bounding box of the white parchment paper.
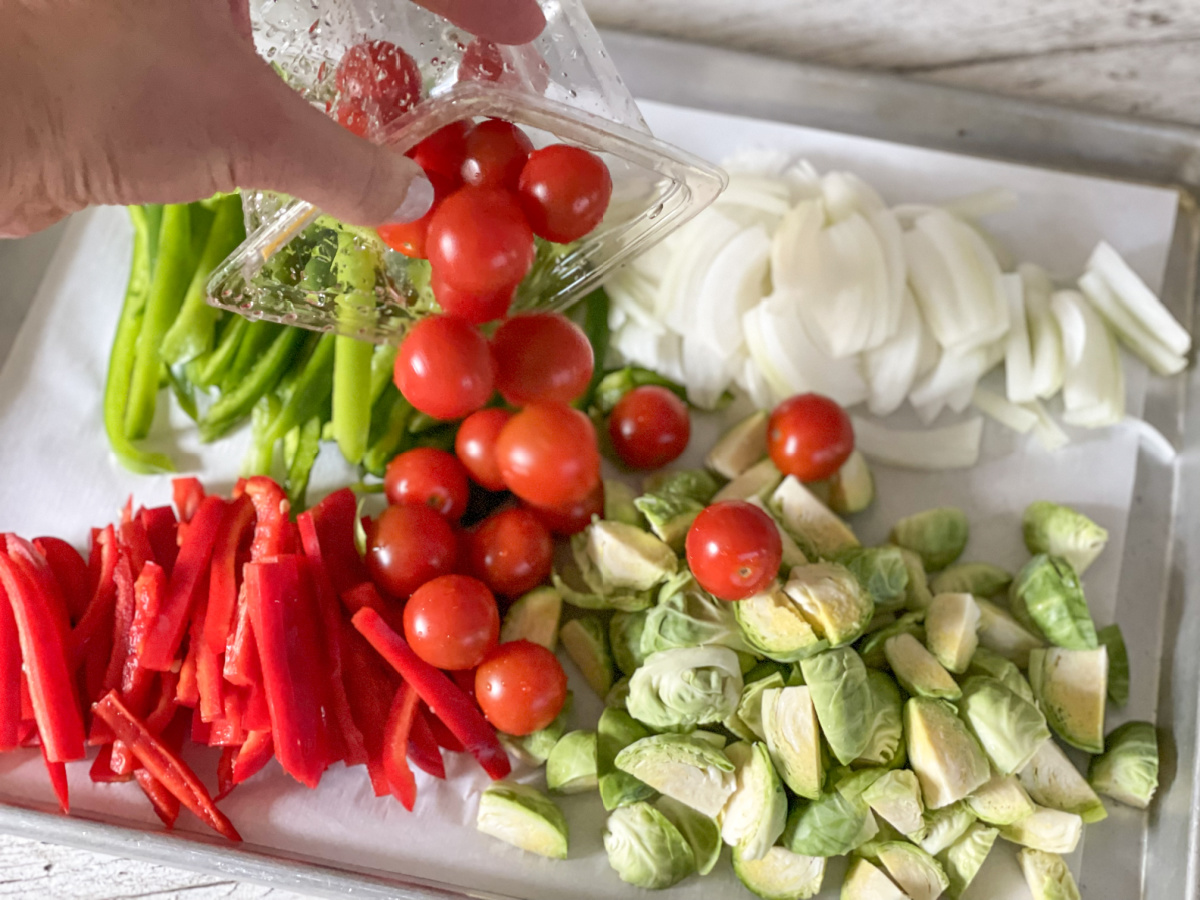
[0,100,1181,900]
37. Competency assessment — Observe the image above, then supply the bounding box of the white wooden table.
[4,1,1199,896]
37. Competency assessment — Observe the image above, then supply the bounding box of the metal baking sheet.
[0,28,1197,900]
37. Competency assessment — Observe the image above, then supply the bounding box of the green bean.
[192,315,247,388]
[362,389,414,477]
[578,287,610,409]
[331,230,380,466]
[264,332,335,446]
[369,342,399,408]
[243,393,282,477]
[221,320,285,393]
[284,417,324,510]
[199,326,310,442]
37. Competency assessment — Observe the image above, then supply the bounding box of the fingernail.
[386,173,435,224]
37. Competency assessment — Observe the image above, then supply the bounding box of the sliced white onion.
[610,321,685,384]
[720,149,793,177]
[863,288,925,416]
[940,187,1019,220]
[1019,263,1064,400]
[1025,399,1070,451]
[783,159,823,203]
[770,199,825,296]
[1001,272,1035,403]
[688,225,771,355]
[1078,270,1186,376]
[1050,289,1125,428]
[657,209,742,330]
[1087,241,1190,356]
[713,173,794,230]
[913,398,946,426]
[972,386,1038,433]
[909,342,1003,410]
[852,416,984,470]
[822,171,887,222]
[869,208,907,338]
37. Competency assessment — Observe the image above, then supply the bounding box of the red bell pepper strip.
[0,581,20,750]
[7,536,70,641]
[232,729,274,785]
[122,561,164,715]
[39,741,70,814]
[216,746,237,801]
[175,605,206,710]
[245,556,330,788]
[93,691,241,842]
[0,548,84,763]
[205,495,254,657]
[111,738,137,777]
[116,519,154,582]
[71,525,117,702]
[340,580,389,618]
[138,495,225,671]
[104,555,137,696]
[304,488,370,596]
[139,506,179,579]
[352,608,510,781]
[145,670,181,737]
[196,644,224,723]
[173,478,206,525]
[423,703,465,753]
[340,622,394,795]
[243,477,296,560]
[451,668,477,701]
[243,680,271,734]
[33,537,91,624]
[190,706,211,746]
[89,743,132,783]
[408,708,446,780]
[382,683,420,810]
[136,768,181,829]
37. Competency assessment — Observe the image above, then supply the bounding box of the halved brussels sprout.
[958,676,1051,775]
[715,456,786,504]
[925,592,980,674]
[733,844,826,900]
[476,782,569,859]
[900,548,934,612]
[770,476,859,557]
[610,610,649,676]
[976,599,1044,668]
[560,618,614,698]
[905,697,992,809]
[546,730,598,794]
[707,410,769,480]
[603,801,696,889]
[965,770,1035,826]
[627,646,744,731]
[720,741,788,861]
[1018,848,1082,900]
[606,676,632,711]
[727,671,787,743]
[604,479,643,527]
[1088,721,1159,810]
[500,586,562,650]
[863,769,926,836]
[833,546,910,613]
[841,857,908,900]
[762,685,825,800]
[499,692,573,766]
[918,802,976,856]
[859,612,926,669]
[937,822,998,899]
[1009,555,1098,650]
[929,562,1012,599]
[997,805,1082,853]
[856,670,906,769]
[634,469,721,550]
[736,582,828,663]
[1022,501,1108,576]
[827,450,875,516]
[553,530,657,612]
[876,841,950,900]
[800,648,875,766]
[1019,738,1107,823]
[585,520,678,591]
[783,785,876,858]
[889,507,968,572]
[597,708,656,811]
[784,563,875,647]
[747,495,810,569]
[968,647,1035,704]
[1028,647,1108,754]
[655,795,722,876]
[615,733,737,818]
[1097,623,1129,707]
[884,633,961,701]
[642,572,754,657]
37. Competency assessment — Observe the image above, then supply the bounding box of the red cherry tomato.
[496,403,601,509]
[376,172,454,259]
[403,574,499,670]
[685,501,783,601]
[427,188,535,295]
[527,480,604,536]
[461,120,533,189]
[384,447,471,523]
[455,408,513,491]
[408,121,470,185]
[489,313,594,406]
[607,385,690,470]
[394,315,495,420]
[475,641,568,735]
[335,40,422,127]
[432,270,514,325]
[518,144,613,243]
[334,99,370,137]
[366,504,458,599]
[767,393,855,483]
[459,39,506,82]
[464,507,554,597]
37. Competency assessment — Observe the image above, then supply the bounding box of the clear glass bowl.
[206,0,726,342]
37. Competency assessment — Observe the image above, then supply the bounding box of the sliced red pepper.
[173,477,206,525]
[39,741,70,814]
[117,519,154,581]
[0,580,20,751]
[340,580,390,618]
[304,488,371,597]
[136,768,181,829]
[196,644,224,723]
[232,729,274,785]
[93,691,241,842]
[423,703,466,753]
[175,607,206,710]
[382,683,420,810]
[408,706,446,780]
[0,547,84,763]
[139,506,179,579]
[352,608,510,781]
[205,496,254,657]
[103,555,137,697]
[245,556,330,788]
[216,746,236,801]
[243,680,271,734]
[111,738,137,777]
[243,477,296,560]
[89,743,132,783]
[71,525,117,703]
[341,621,395,795]
[121,561,164,716]
[7,536,70,640]
[33,537,91,624]
[139,495,225,671]
[190,706,211,746]
[146,670,182,737]
[222,583,260,688]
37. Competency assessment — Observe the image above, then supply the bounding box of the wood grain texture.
[5,1,1197,897]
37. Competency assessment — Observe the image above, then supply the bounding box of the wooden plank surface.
[4,0,1196,896]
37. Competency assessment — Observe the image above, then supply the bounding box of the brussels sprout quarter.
[1018,848,1082,900]
[1028,647,1107,754]
[905,697,991,809]
[925,592,981,674]
[1089,721,1159,809]
[889,507,968,571]
[603,802,696,889]
[1022,500,1108,576]
[1019,738,1107,823]
[841,857,909,900]
[476,782,569,859]
[615,733,737,818]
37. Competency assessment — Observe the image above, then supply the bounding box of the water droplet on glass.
[648,203,664,219]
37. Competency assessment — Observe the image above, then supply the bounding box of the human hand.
[0,0,545,238]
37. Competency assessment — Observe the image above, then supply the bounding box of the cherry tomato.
[459,39,506,82]
[376,172,454,259]
[335,40,422,127]
[432,270,514,325]
[464,507,553,597]
[427,188,535,295]
[489,313,594,406]
[384,447,471,523]
[518,144,613,243]
[767,393,855,482]
[367,504,458,599]
[461,120,533,189]
[685,500,783,601]
[475,641,568,735]
[394,315,495,420]
[408,121,469,185]
[403,574,499,670]
[607,385,690,470]
[455,408,513,491]
[334,99,370,137]
[495,402,601,509]
[527,480,604,536]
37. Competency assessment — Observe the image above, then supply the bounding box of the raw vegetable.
[1018,848,1082,900]
[765,393,855,483]
[1097,623,1129,707]
[1088,721,1159,809]
[761,686,824,799]
[1019,738,1108,824]
[686,501,782,601]
[477,781,569,859]
[475,640,569,737]
[876,841,949,900]
[732,845,825,900]
[634,469,721,549]
[734,583,827,662]
[1022,501,1109,576]
[938,822,998,899]
[976,599,1045,667]
[957,676,1050,774]
[707,410,769,479]
[614,733,737,818]
[826,450,875,515]
[769,476,859,557]
[560,618,614,697]
[905,697,991,808]
[853,416,984,471]
[1028,647,1108,753]
[929,562,1010,599]
[719,741,788,860]
[885,633,961,701]
[597,709,657,811]
[800,648,873,766]
[1008,554,1097,650]
[626,647,744,731]
[603,802,696,889]
[499,587,562,650]
[965,771,1035,826]
[923,592,980,673]
[609,386,691,470]
[841,857,907,900]
[890,507,969,572]
[546,730,599,794]
[997,806,1082,854]
[783,562,874,647]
